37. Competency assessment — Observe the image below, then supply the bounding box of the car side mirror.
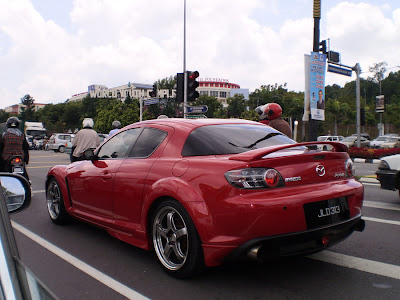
[83,148,97,161]
[0,174,31,213]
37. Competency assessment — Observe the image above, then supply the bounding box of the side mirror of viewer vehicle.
[0,173,58,299]
[0,174,31,213]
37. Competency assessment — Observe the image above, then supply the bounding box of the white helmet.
[82,118,94,128]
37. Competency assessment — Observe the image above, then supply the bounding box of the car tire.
[46,178,70,225]
[59,146,65,153]
[151,199,204,278]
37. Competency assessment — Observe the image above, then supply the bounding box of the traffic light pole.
[183,0,187,118]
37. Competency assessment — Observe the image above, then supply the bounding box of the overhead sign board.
[327,64,352,77]
[187,105,208,113]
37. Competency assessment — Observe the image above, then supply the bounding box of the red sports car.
[46,118,364,278]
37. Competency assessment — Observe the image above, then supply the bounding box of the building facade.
[5,103,46,114]
[197,78,249,107]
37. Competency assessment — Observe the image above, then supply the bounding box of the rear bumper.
[376,170,398,190]
[227,215,364,261]
[201,216,364,267]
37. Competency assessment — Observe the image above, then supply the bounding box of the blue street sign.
[327,64,353,77]
[187,105,208,113]
[144,98,159,105]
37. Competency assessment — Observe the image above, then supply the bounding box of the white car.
[376,154,400,197]
[370,135,396,148]
[316,135,344,150]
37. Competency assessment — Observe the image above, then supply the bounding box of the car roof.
[124,118,260,131]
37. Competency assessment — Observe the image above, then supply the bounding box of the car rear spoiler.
[229,142,348,162]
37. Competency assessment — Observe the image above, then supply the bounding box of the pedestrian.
[258,103,292,138]
[0,117,30,181]
[71,118,100,162]
[109,120,122,136]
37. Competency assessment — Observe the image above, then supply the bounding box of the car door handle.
[102,172,112,179]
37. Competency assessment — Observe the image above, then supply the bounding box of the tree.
[192,95,224,118]
[368,62,387,94]
[19,94,35,121]
[0,109,10,123]
[226,94,247,118]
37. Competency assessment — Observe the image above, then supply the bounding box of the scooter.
[10,155,26,177]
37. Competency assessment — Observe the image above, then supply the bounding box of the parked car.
[317,135,345,150]
[351,133,371,140]
[340,136,370,148]
[0,173,57,299]
[370,136,392,148]
[379,137,400,149]
[46,133,74,153]
[376,154,400,197]
[46,118,365,278]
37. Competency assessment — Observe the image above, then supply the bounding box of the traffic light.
[187,71,199,102]
[149,84,158,98]
[328,51,340,63]
[319,40,327,54]
[176,73,184,102]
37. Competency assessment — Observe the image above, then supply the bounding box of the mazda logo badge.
[316,165,325,176]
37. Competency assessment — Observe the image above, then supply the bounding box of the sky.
[1,0,400,109]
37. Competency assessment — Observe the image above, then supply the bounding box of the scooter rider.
[0,117,30,181]
[71,118,101,162]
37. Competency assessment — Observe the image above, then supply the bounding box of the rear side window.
[129,128,168,158]
[182,124,295,156]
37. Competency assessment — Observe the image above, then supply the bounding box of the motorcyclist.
[71,118,100,162]
[108,120,121,136]
[0,117,30,181]
[255,103,292,138]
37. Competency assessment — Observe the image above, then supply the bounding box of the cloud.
[0,0,400,109]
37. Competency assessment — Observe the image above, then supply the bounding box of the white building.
[67,78,248,107]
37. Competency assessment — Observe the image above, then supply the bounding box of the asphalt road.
[9,151,400,300]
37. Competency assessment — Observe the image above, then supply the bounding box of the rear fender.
[142,177,213,244]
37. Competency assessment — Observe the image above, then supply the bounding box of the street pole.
[354,63,361,147]
[309,0,321,141]
[183,0,187,118]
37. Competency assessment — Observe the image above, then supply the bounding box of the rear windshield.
[182,124,295,156]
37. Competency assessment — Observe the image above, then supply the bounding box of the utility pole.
[354,63,361,147]
[309,0,321,141]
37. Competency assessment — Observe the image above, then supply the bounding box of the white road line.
[11,222,150,300]
[32,190,45,194]
[309,251,400,280]
[363,216,400,226]
[364,200,400,212]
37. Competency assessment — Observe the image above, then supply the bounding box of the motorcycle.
[10,155,28,181]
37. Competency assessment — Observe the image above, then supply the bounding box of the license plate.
[303,197,350,229]
[13,166,23,173]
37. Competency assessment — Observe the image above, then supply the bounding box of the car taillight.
[225,168,284,189]
[378,160,390,170]
[345,158,355,177]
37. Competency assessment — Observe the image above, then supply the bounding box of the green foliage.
[192,95,224,118]
[19,94,35,121]
[0,109,10,123]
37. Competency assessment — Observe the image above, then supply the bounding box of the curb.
[353,158,381,164]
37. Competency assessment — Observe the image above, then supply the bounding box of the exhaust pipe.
[247,245,262,260]
[354,219,366,232]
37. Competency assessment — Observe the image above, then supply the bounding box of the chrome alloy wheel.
[47,180,62,220]
[152,206,189,270]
